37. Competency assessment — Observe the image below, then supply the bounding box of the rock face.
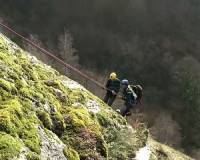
[0,33,194,160]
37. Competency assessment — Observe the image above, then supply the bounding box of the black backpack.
[130,85,143,99]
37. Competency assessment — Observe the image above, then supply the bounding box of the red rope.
[0,22,114,93]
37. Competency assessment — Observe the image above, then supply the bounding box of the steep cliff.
[0,33,194,160]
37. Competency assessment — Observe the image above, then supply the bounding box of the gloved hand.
[112,90,116,95]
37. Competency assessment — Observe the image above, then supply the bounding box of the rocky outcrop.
[0,33,194,160]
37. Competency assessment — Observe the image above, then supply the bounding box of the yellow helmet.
[110,72,117,80]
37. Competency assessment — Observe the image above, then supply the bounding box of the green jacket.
[105,78,121,94]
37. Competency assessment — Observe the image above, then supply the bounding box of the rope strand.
[0,22,114,93]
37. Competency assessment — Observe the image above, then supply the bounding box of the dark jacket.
[105,78,121,94]
[122,87,137,105]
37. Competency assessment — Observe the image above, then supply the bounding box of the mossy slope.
[0,33,194,160]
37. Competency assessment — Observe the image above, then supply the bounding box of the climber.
[116,79,137,117]
[103,72,121,106]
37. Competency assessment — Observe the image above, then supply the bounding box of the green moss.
[0,132,23,160]
[51,112,65,136]
[0,100,23,136]
[0,78,12,92]
[61,106,98,132]
[0,99,41,154]
[33,63,59,80]
[60,106,108,159]
[0,72,7,81]
[72,118,86,128]
[96,136,108,158]
[19,98,34,113]
[15,79,26,89]
[43,80,72,105]
[44,80,64,91]
[26,152,42,160]
[37,110,52,129]
[19,88,33,99]
[0,51,8,61]
[19,86,45,103]
[18,121,41,154]
[96,109,127,128]
[9,72,19,80]
[0,89,12,100]
[0,100,23,118]
[67,90,88,104]
[22,64,38,81]
[27,113,41,124]
[0,110,15,134]
[63,148,80,160]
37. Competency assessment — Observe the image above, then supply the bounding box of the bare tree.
[58,29,78,77]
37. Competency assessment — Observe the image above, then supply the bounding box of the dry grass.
[149,139,195,160]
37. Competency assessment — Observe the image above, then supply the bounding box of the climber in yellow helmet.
[103,72,121,106]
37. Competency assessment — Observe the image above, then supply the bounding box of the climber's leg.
[120,103,132,117]
[107,95,116,106]
[104,93,110,104]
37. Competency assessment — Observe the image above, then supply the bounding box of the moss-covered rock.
[18,121,41,154]
[0,33,194,160]
[0,78,12,92]
[0,132,23,160]
[36,110,52,129]
[26,152,41,160]
[0,100,22,136]
[63,148,80,160]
